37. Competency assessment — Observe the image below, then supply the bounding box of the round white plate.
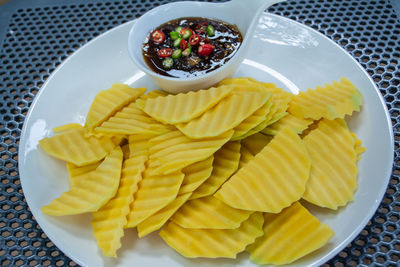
[19,13,393,267]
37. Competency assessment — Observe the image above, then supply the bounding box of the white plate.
[19,13,393,267]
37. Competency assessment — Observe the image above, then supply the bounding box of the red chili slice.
[189,34,200,46]
[157,48,172,58]
[198,43,214,56]
[180,39,188,51]
[199,22,208,27]
[151,30,165,44]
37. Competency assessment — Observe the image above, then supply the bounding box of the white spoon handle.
[224,0,286,39]
[229,0,285,15]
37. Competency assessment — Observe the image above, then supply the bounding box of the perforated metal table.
[0,0,399,266]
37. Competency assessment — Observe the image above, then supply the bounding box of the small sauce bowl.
[128,0,284,94]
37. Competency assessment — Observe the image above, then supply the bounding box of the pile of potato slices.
[39,77,365,265]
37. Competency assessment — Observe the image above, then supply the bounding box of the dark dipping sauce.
[142,17,243,78]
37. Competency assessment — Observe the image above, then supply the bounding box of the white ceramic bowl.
[127,0,283,93]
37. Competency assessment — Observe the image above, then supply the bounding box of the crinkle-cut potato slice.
[238,145,254,169]
[190,141,241,199]
[128,134,155,158]
[240,132,272,156]
[261,90,291,125]
[139,89,168,100]
[95,102,173,135]
[85,84,146,131]
[171,196,253,229]
[219,77,292,119]
[136,85,234,124]
[179,156,214,195]
[147,130,233,175]
[267,112,288,127]
[41,147,123,216]
[247,202,334,265]
[130,133,158,142]
[351,132,366,162]
[302,118,358,210]
[215,127,311,213]
[125,169,184,228]
[263,101,280,124]
[218,77,268,94]
[262,114,314,135]
[177,92,271,139]
[52,123,83,133]
[83,131,127,143]
[243,77,292,111]
[234,114,272,141]
[66,161,101,187]
[256,99,288,130]
[231,100,273,141]
[250,82,291,126]
[229,83,266,94]
[289,77,363,120]
[91,154,147,257]
[226,77,292,126]
[39,127,117,166]
[137,192,191,238]
[159,212,264,259]
[110,135,126,146]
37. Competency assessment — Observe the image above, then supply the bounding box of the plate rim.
[18,12,394,267]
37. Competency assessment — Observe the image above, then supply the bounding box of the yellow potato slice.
[302,119,358,209]
[110,135,126,146]
[171,196,253,229]
[255,101,280,129]
[95,102,173,135]
[91,154,147,257]
[136,85,234,124]
[137,192,191,238]
[231,100,273,140]
[190,141,241,199]
[128,134,154,158]
[261,84,292,120]
[139,89,168,100]
[41,147,123,215]
[66,161,101,187]
[219,77,292,123]
[178,156,214,195]
[52,123,83,133]
[220,79,266,94]
[289,77,363,120]
[351,132,366,162]
[218,77,270,94]
[234,115,272,141]
[125,168,184,228]
[39,127,117,167]
[267,111,288,126]
[247,202,334,265]
[177,92,271,139]
[215,127,310,213]
[85,84,146,131]
[238,145,254,169]
[240,132,273,156]
[159,212,264,259]
[262,114,313,135]
[147,130,233,175]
